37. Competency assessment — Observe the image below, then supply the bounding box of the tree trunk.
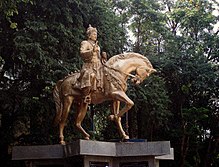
[179,123,190,167]
[128,108,137,138]
[203,135,213,167]
[137,109,142,139]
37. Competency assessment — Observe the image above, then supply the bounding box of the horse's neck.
[113,58,144,75]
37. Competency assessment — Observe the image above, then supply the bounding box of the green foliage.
[127,74,171,140]
[154,1,219,166]
[128,0,167,54]
[0,0,218,166]
[126,0,218,166]
[0,0,127,166]
[0,0,33,29]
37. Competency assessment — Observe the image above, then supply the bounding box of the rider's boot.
[82,87,91,104]
[84,95,91,104]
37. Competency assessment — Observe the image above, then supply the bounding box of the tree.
[127,75,171,141]
[157,0,219,166]
[0,0,33,29]
[126,0,218,166]
[128,0,167,54]
[0,0,218,166]
[0,0,127,166]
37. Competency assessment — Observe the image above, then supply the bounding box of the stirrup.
[83,95,91,104]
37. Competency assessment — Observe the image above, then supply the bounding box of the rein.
[102,63,136,78]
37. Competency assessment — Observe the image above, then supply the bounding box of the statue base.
[12,140,173,167]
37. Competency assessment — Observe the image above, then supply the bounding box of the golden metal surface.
[53,26,156,144]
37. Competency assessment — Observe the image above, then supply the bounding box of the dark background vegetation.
[0,0,218,166]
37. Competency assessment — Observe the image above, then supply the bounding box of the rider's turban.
[86,24,97,36]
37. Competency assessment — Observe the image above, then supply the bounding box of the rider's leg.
[81,73,96,104]
[82,86,91,104]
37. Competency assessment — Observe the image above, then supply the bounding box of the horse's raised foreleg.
[59,96,74,145]
[113,100,120,115]
[75,102,90,140]
[109,100,120,120]
[109,101,128,138]
[110,91,134,140]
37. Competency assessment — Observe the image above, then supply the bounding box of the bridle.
[103,63,150,84]
[103,63,136,78]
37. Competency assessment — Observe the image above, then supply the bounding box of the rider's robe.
[78,40,104,91]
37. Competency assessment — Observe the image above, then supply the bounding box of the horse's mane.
[106,52,153,69]
[103,66,127,91]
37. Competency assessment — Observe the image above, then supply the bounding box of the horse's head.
[131,66,156,85]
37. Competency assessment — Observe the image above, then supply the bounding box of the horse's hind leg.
[59,96,73,145]
[75,102,90,140]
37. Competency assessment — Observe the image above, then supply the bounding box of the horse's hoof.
[84,136,90,140]
[123,135,129,140]
[60,141,66,145]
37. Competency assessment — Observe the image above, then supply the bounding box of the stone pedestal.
[12,140,173,167]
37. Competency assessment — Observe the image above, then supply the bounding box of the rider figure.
[78,25,106,103]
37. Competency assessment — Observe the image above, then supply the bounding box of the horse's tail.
[53,80,63,126]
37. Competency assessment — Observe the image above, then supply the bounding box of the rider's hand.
[93,41,99,52]
[101,52,107,63]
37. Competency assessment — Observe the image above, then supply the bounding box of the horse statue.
[53,52,156,144]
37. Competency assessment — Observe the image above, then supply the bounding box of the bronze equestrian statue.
[53,25,156,144]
